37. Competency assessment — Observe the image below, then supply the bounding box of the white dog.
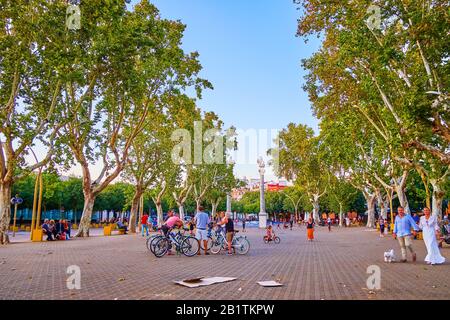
[384,249,396,263]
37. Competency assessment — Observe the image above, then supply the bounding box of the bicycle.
[263,235,280,244]
[210,230,250,255]
[153,228,199,258]
[146,229,164,254]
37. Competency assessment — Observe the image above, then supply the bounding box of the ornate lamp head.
[257,157,265,168]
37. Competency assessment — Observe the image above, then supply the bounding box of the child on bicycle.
[266,225,275,241]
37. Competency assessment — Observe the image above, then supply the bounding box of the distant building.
[231,177,291,200]
[267,182,288,192]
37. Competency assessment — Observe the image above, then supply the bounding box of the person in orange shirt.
[306,217,315,241]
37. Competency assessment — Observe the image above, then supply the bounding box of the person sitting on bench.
[42,219,54,241]
[117,220,128,234]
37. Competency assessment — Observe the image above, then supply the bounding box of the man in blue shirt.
[194,206,210,255]
[393,207,420,263]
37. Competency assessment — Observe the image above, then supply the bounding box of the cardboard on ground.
[257,281,283,287]
[175,277,237,288]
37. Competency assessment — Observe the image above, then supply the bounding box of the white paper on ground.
[174,277,237,288]
[257,281,283,287]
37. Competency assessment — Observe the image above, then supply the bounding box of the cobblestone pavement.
[1,226,449,300]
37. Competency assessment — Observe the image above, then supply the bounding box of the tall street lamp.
[257,157,267,229]
[10,194,23,237]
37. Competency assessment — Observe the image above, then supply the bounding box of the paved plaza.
[1,226,449,300]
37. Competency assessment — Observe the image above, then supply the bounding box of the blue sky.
[128,0,322,180]
[141,0,320,131]
[53,0,321,181]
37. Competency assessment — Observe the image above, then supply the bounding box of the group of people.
[273,215,296,230]
[271,216,316,241]
[150,207,236,256]
[138,205,448,265]
[392,206,445,265]
[195,208,236,256]
[42,219,71,241]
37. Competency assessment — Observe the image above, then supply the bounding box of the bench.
[103,223,126,236]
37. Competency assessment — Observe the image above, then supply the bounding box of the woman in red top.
[141,213,149,237]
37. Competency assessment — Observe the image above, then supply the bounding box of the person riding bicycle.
[217,212,234,256]
[161,211,184,255]
[266,225,275,241]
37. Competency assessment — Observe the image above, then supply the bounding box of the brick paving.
[0,226,449,300]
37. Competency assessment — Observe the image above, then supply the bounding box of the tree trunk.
[339,203,343,227]
[376,189,388,219]
[196,199,201,213]
[431,181,444,220]
[211,202,218,218]
[394,171,411,214]
[137,195,144,232]
[312,196,320,223]
[395,186,411,215]
[0,182,12,244]
[178,205,185,221]
[156,202,164,227]
[76,193,96,237]
[128,189,142,234]
[365,193,377,228]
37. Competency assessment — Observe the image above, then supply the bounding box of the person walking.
[379,217,385,238]
[419,208,445,265]
[289,215,294,230]
[327,216,332,232]
[242,218,246,233]
[194,206,210,256]
[393,207,420,263]
[345,216,350,227]
[141,213,149,237]
[306,217,315,241]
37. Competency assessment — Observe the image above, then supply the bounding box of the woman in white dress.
[418,208,445,265]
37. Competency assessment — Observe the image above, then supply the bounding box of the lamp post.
[257,157,267,229]
[10,194,23,237]
[226,193,232,218]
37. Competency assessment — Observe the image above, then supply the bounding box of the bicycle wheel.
[263,236,269,244]
[200,237,213,251]
[146,235,160,251]
[153,237,170,258]
[181,236,200,257]
[274,236,281,244]
[210,238,222,254]
[149,235,164,254]
[234,237,250,255]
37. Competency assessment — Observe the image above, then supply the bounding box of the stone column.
[257,157,267,228]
